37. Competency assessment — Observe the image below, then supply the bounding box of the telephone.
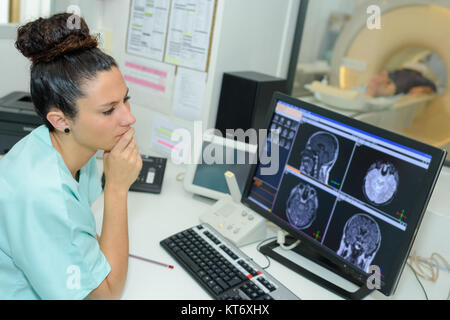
[102,154,167,194]
[199,171,267,247]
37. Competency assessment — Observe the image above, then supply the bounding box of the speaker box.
[215,71,287,140]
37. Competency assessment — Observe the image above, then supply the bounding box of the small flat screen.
[192,138,257,197]
[193,142,255,194]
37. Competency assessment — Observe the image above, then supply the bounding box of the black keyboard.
[160,224,300,300]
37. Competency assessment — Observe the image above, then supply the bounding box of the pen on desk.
[129,253,174,269]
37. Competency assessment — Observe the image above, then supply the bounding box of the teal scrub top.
[0,125,111,299]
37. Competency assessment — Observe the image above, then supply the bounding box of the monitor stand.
[259,236,375,300]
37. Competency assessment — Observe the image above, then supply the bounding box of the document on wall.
[123,54,175,115]
[164,0,215,71]
[173,67,206,121]
[126,0,171,61]
[150,114,191,159]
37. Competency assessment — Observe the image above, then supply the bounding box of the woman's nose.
[120,105,136,126]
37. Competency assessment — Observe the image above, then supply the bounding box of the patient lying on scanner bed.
[365,66,437,98]
[306,62,437,111]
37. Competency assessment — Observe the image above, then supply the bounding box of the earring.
[64,128,70,133]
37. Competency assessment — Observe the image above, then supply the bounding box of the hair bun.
[15,13,98,64]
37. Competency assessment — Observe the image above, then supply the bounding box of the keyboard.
[160,223,300,300]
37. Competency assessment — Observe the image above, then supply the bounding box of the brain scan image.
[299,131,339,184]
[363,161,399,205]
[286,182,318,230]
[337,214,381,272]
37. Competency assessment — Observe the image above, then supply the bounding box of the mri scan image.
[299,131,339,184]
[286,182,318,230]
[337,214,381,272]
[363,161,399,205]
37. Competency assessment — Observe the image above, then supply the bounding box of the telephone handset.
[102,155,167,194]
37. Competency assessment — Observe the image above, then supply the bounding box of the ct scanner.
[305,0,450,155]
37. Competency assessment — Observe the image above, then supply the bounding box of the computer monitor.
[241,92,446,297]
[184,133,257,200]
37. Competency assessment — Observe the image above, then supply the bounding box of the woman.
[0,13,142,299]
[365,67,437,97]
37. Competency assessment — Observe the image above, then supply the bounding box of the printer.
[0,91,42,154]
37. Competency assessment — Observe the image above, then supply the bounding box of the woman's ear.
[46,109,71,133]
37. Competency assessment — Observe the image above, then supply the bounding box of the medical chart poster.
[173,67,207,121]
[122,54,175,115]
[164,0,216,71]
[127,0,171,61]
[150,114,191,158]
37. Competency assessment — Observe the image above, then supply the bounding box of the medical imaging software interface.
[247,99,433,287]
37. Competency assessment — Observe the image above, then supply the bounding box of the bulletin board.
[123,0,217,157]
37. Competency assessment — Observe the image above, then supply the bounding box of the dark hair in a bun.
[16,13,98,64]
[15,13,117,131]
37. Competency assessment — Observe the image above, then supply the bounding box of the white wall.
[0,0,300,157]
[53,0,103,31]
[204,0,299,127]
[298,0,355,63]
[100,0,300,155]
[0,38,31,97]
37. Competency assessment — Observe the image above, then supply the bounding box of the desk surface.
[91,159,450,300]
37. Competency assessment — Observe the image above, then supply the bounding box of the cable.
[256,236,277,269]
[407,251,450,300]
[408,251,450,282]
[280,239,301,250]
[407,262,429,300]
[277,230,300,250]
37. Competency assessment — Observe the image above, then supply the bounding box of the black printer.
[0,91,42,154]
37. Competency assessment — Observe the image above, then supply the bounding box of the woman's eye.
[103,108,115,115]
[103,96,130,115]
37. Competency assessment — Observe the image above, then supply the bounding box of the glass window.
[1,0,52,24]
[0,0,9,24]
[293,0,450,159]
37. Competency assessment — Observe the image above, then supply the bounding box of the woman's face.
[370,70,397,97]
[70,66,136,152]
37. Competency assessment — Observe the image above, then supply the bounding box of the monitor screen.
[242,92,446,296]
[192,141,255,195]
[184,134,257,200]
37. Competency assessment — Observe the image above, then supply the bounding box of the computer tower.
[215,71,287,140]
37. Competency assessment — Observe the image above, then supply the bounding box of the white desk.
[91,160,450,300]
